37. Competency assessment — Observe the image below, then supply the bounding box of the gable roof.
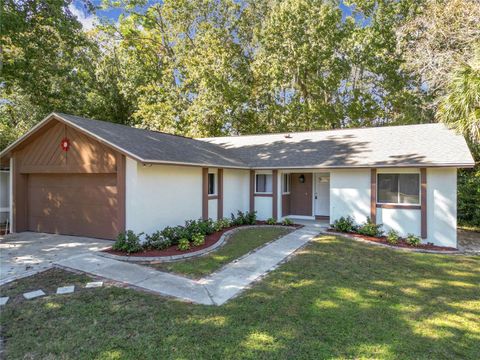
[0,112,475,169]
[0,113,248,168]
[200,124,475,168]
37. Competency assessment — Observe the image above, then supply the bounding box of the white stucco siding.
[125,159,202,235]
[223,169,250,218]
[426,168,457,247]
[255,196,272,220]
[330,169,370,224]
[208,199,218,220]
[377,208,421,237]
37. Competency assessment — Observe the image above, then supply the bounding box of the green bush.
[386,229,399,245]
[143,231,171,250]
[266,217,277,225]
[192,233,206,247]
[231,210,257,226]
[177,238,191,251]
[282,218,294,226]
[406,234,421,247]
[332,216,356,233]
[457,164,480,227]
[245,211,257,225]
[357,217,384,237]
[112,230,143,254]
[214,218,231,231]
[161,226,188,245]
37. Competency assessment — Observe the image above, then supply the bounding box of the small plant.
[406,233,421,247]
[177,238,191,251]
[332,216,355,233]
[245,210,257,225]
[282,218,294,226]
[144,231,171,250]
[386,229,399,245]
[112,230,143,254]
[357,217,384,237]
[215,218,231,231]
[266,217,277,225]
[231,211,246,226]
[192,233,206,247]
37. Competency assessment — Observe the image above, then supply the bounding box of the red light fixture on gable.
[60,137,70,151]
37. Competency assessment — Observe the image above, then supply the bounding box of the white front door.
[314,173,330,216]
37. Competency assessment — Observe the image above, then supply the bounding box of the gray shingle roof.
[1,112,474,169]
[199,123,475,168]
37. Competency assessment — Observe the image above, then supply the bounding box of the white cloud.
[69,3,97,31]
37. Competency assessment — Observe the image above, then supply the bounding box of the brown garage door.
[27,173,119,239]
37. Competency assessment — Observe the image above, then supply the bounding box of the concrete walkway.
[55,225,322,305]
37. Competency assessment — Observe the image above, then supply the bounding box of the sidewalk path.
[55,225,322,305]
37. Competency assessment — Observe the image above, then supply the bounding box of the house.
[0,113,474,248]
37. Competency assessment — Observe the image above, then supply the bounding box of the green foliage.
[214,218,232,232]
[192,233,206,247]
[231,211,257,226]
[143,231,171,250]
[282,218,294,226]
[160,226,188,245]
[177,238,191,251]
[332,216,356,233]
[386,229,400,245]
[406,234,421,247]
[113,230,143,254]
[266,217,277,225]
[357,217,384,237]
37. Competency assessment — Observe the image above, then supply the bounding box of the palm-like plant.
[437,48,480,143]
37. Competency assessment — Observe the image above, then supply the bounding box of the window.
[282,174,290,194]
[256,174,272,193]
[377,173,420,204]
[208,173,216,195]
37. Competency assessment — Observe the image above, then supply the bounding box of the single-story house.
[0,113,474,248]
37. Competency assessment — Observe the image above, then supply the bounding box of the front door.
[290,173,312,216]
[314,173,330,217]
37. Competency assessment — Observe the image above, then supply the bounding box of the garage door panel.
[27,174,118,239]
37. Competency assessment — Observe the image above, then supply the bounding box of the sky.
[70,0,357,30]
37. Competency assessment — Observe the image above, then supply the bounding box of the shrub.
[357,217,384,237]
[282,218,294,226]
[192,233,206,247]
[406,234,421,247]
[332,216,355,233]
[230,211,256,226]
[144,231,171,250]
[161,226,188,245]
[266,217,277,225]
[214,218,231,231]
[112,230,143,254]
[386,229,399,245]
[245,210,257,225]
[177,238,191,251]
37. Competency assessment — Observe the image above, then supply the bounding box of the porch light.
[299,174,305,183]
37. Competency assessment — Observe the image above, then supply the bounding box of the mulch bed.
[327,229,457,251]
[103,222,302,257]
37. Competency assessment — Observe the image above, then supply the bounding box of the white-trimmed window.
[282,173,290,194]
[377,173,420,204]
[255,174,272,193]
[208,173,216,195]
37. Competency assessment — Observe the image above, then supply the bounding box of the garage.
[4,116,125,240]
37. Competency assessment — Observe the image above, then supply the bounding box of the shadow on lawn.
[1,235,479,359]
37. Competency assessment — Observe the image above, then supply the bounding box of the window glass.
[208,173,216,195]
[256,174,272,193]
[377,173,419,204]
[283,174,290,193]
[399,174,420,204]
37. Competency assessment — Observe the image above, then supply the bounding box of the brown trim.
[282,194,290,217]
[376,203,421,210]
[217,169,223,219]
[421,168,427,239]
[208,195,219,200]
[272,169,278,219]
[12,155,28,232]
[117,154,126,233]
[202,167,208,220]
[249,170,255,212]
[370,169,377,223]
[315,215,329,221]
[254,193,273,197]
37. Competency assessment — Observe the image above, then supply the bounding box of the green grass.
[1,235,479,359]
[147,227,292,278]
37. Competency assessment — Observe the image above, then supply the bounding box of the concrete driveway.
[0,232,112,285]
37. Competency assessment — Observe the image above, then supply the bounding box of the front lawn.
[1,235,479,359]
[146,226,292,278]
